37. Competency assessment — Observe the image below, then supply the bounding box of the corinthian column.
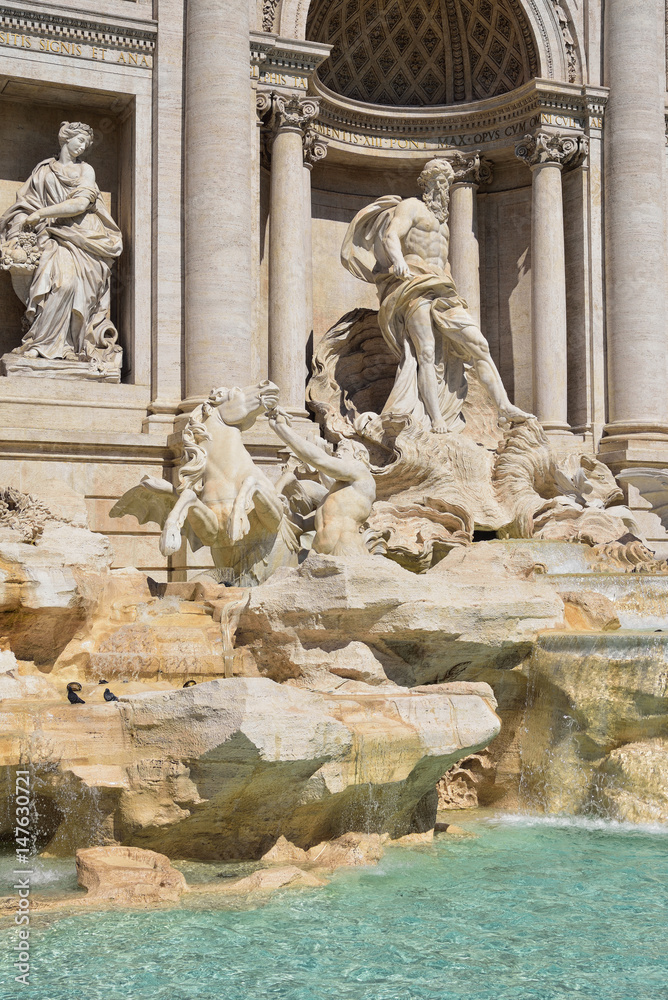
[516,132,588,434]
[601,0,668,461]
[448,152,492,328]
[302,128,329,348]
[183,0,252,405]
[262,94,320,413]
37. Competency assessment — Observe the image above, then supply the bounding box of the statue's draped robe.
[0,158,123,364]
[341,195,474,432]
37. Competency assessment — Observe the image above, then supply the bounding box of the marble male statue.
[0,121,123,378]
[269,409,376,558]
[341,157,531,433]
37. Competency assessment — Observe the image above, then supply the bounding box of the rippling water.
[1,816,666,1000]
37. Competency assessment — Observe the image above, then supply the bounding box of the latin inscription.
[0,31,152,68]
[313,110,594,151]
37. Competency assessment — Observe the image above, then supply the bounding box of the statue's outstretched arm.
[269,418,355,483]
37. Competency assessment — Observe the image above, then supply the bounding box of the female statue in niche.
[0,121,123,379]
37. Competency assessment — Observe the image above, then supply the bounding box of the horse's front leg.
[160,488,199,556]
[228,477,283,542]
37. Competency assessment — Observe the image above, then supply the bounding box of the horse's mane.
[177,388,231,495]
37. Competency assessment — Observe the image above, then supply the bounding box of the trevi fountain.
[0,1,666,997]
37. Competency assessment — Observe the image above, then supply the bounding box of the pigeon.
[183,680,197,688]
[98,679,109,684]
[103,688,119,702]
[66,682,85,705]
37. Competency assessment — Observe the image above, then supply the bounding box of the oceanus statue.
[111,381,300,585]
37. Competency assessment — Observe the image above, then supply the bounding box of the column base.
[143,399,181,436]
[598,423,668,475]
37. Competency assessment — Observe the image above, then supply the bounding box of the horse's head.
[206,380,280,432]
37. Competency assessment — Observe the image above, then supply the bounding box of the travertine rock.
[76,846,187,904]
[0,675,499,859]
[210,865,327,894]
[559,590,621,632]
[593,740,668,824]
[0,486,113,663]
[262,832,385,869]
[237,553,564,686]
[517,632,668,818]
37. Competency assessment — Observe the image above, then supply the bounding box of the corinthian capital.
[515,131,588,170]
[303,127,329,169]
[260,92,320,138]
[450,151,493,186]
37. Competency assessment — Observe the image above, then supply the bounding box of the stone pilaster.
[182,0,253,407]
[448,151,492,328]
[598,0,668,472]
[261,94,322,413]
[516,132,588,435]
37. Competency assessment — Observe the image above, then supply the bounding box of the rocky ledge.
[0,676,499,859]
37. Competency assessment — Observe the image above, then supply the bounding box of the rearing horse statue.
[111,381,300,586]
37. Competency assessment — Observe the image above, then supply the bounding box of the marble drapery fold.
[0,158,123,367]
[341,195,470,432]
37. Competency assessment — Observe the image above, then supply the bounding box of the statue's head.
[336,438,371,467]
[204,380,280,431]
[58,121,94,159]
[417,158,454,223]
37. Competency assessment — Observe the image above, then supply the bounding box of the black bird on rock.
[103,688,119,702]
[66,682,85,705]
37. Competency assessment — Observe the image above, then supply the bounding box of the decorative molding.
[450,150,493,186]
[309,78,607,155]
[303,126,329,167]
[521,0,553,77]
[250,30,331,91]
[551,0,577,83]
[0,2,156,53]
[262,0,281,33]
[270,92,320,132]
[515,130,588,168]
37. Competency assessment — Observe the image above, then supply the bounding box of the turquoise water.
[1,816,667,1000]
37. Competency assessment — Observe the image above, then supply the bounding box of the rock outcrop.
[0,676,499,859]
[76,846,187,904]
[0,482,112,663]
[236,553,564,686]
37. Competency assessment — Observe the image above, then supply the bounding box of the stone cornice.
[308,79,607,157]
[0,1,156,50]
[250,30,331,86]
[313,77,607,134]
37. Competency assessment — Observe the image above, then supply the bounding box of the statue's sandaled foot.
[430,419,450,434]
[500,405,533,424]
[23,348,39,359]
[63,350,79,361]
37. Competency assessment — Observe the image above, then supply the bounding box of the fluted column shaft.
[449,183,480,325]
[264,95,322,412]
[516,132,587,433]
[604,0,667,431]
[183,0,252,402]
[448,153,492,328]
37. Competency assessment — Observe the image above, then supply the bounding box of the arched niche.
[274,0,580,88]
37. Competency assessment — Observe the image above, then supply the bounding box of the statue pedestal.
[1,353,121,384]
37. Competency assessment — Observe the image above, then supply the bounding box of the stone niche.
[0,86,134,378]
